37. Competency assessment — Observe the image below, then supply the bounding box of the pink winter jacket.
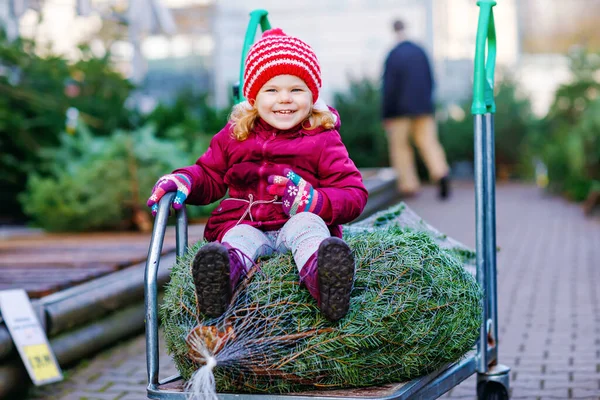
[174,107,368,242]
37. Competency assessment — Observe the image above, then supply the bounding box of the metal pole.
[474,113,489,372]
[176,206,188,257]
[235,9,271,104]
[472,1,510,393]
[144,192,175,388]
[484,113,499,357]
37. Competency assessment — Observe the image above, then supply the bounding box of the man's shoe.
[439,176,450,200]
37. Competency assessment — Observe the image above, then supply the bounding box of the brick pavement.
[25,182,600,400]
[27,331,178,400]
[406,182,600,400]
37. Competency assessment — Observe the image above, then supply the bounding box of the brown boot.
[191,242,249,318]
[300,237,355,321]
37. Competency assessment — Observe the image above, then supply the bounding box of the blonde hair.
[229,102,336,141]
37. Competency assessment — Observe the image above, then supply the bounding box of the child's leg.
[276,212,330,269]
[277,213,355,321]
[192,224,274,318]
[222,224,276,283]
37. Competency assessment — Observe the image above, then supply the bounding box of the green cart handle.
[234,9,272,104]
[471,0,497,115]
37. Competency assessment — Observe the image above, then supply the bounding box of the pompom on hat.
[242,28,322,103]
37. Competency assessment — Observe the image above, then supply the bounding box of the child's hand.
[267,169,323,216]
[147,173,192,217]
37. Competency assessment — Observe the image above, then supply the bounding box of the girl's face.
[255,75,313,131]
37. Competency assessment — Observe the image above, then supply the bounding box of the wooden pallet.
[0,225,206,298]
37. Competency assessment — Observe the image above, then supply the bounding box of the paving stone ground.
[27,331,177,400]
[25,182,600,400]
[408,182,600,400]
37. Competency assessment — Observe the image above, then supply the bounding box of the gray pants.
[221,212,330,273]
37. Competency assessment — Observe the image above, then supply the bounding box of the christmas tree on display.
[161,203,481,395]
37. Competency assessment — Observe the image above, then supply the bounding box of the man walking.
[382,19,450,199]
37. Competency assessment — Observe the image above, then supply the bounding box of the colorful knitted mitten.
[267,169,323,216]
[147,173,192,216]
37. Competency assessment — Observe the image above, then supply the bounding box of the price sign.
[23,343,62,382]
[0,289,63,385]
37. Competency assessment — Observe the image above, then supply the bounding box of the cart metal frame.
[144,1,510,398]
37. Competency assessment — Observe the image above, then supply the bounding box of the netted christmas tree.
[161,203,481,396]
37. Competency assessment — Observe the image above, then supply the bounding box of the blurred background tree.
[526,48,600,201]
[333,78,389,168]
[0,30,135,223]
[20,124,184,232]
[0,28,228,230]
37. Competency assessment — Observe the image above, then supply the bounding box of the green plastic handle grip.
[471,0,497,115]
[235,9,272,104]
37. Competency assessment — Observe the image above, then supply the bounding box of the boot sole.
[191,243,231,318]
[318,237,355,321]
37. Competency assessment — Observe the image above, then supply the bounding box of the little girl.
[148,28,368,322]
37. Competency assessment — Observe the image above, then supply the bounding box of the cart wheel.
[477,380,509,400]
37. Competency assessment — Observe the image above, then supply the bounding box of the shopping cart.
[144,1,510,398]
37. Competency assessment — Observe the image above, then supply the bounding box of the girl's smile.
[255,75,313,130]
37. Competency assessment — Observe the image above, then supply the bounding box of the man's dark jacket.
[382,40,434,119]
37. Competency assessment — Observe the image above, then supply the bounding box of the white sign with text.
[0,289,63,385]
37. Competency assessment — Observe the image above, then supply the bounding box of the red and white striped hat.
[243,28,321,102]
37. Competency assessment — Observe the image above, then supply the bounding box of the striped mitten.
[147,173,192,216]
[267,169,323,216]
